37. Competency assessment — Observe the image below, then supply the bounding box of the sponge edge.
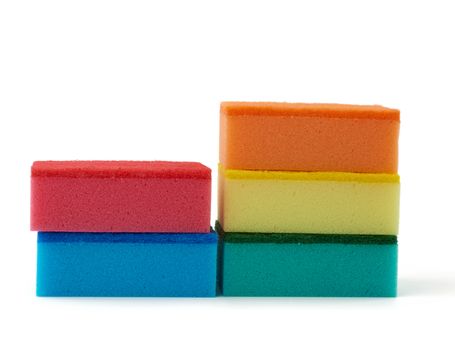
[37,232,218,297]
[220,102,400,173]
[32,161,211,179]
[38,231,218,244]
[222,166,400,182]
[215,222,397,245]
[218,166,400,235]
[221,102,400,120]
[31,161,212,233]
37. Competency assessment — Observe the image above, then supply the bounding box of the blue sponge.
[37,232,218,297]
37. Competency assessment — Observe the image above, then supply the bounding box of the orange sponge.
[220,102,400,173]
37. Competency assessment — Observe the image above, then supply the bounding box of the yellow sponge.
[218,165,400,235]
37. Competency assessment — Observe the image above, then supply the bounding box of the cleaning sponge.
[37,231,218,297]
[31,161,211,233]
[222,237,398,297]
[219,165,400,235]
[218,224,398,297]
[220,102,400,173]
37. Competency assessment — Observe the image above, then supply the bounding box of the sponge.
[222,239,398,297]
[37,231,218,297]
[219,165,400,235]
[218,225,397,297]
[220,102,400,173]
[31,161,211,233]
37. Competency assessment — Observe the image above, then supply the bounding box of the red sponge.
[31,161,211,233]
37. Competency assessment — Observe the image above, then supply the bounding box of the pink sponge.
[31,161,211,233]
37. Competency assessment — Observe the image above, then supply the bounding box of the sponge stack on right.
[218,102,400,297]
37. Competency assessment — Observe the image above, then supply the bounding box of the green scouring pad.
[216,223,398,297]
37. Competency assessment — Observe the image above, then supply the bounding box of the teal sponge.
[218,224,397,297]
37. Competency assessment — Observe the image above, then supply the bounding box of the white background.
[1,1,454,349]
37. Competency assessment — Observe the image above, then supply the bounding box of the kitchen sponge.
[31,161,211,233]
[218,225,398,297]
[220,102,400,173]
[219,165,400,235]
[37,231,218,297]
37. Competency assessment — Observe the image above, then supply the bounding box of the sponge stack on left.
[31,161,217,297]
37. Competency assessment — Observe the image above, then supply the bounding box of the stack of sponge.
[31,161,217,297]
[218,102,400,297]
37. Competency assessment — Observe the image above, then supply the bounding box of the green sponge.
[217,224,398,297]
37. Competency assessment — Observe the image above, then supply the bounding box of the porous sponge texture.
[216,221,397,244]
[32,160,211,179]
[31,161,211,233]
[218,166,400,235]
[220,102,400,173]
[222,238,398,297]
[37,232,218,297]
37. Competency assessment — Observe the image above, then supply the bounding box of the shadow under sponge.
[37,232,218,297]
